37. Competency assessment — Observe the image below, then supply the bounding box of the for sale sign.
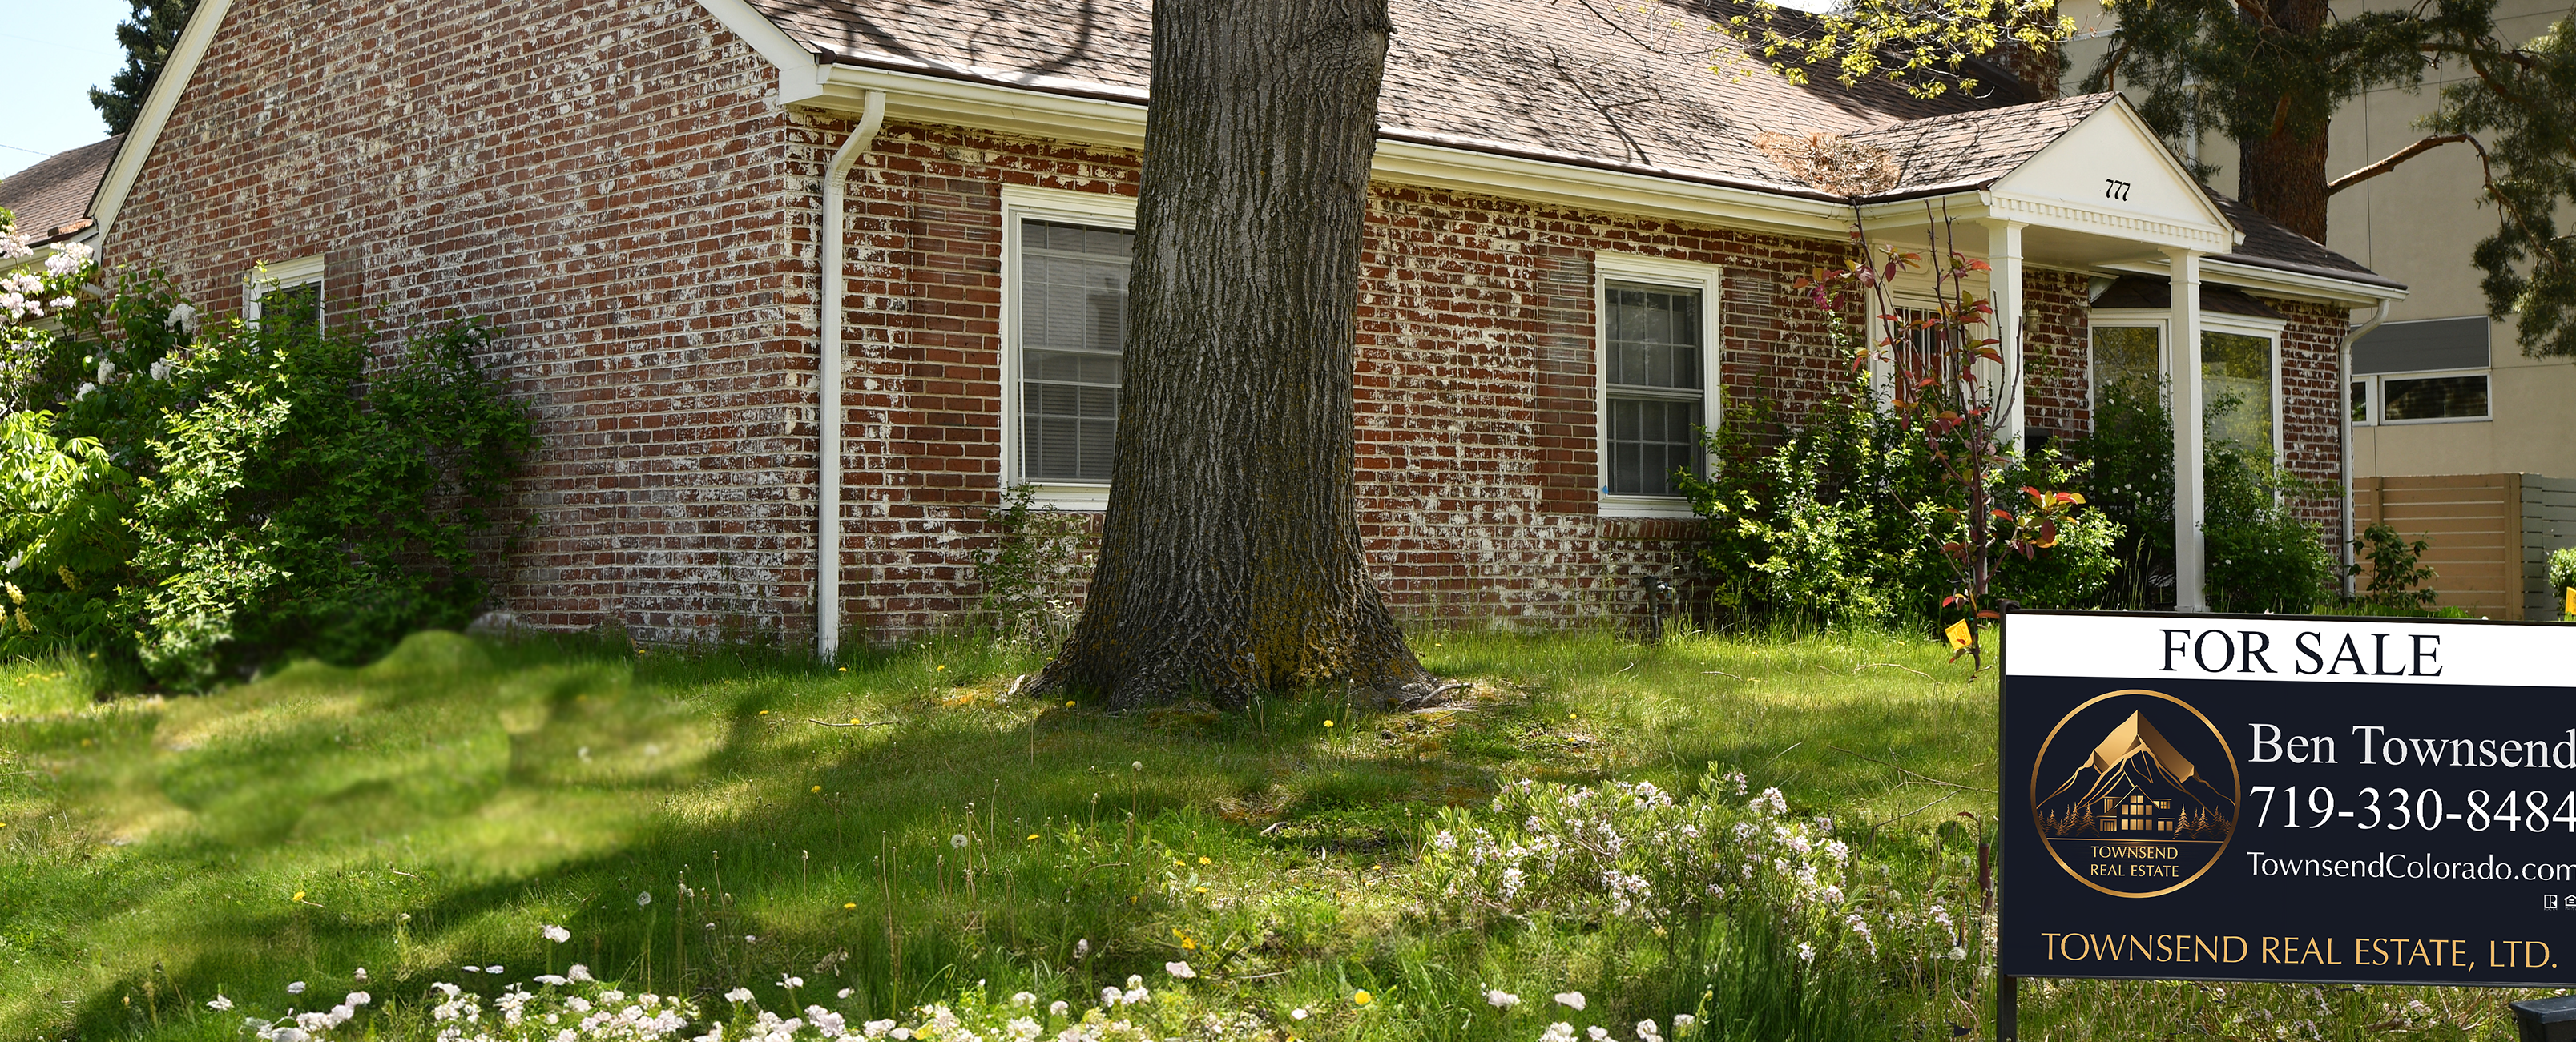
[2000,610,2576,985]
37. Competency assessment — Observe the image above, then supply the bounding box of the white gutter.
[2340,298,2391,597]
[817,89,886,661]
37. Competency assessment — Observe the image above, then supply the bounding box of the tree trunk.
[2238,125,2333,243]
[1036,0,1431,710]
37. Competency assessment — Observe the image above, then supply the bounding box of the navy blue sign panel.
[2001,610,2576,987]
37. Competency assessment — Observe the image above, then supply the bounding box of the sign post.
[1999,610,2576,1038]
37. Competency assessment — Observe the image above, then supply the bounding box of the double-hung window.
[1002,187,1137,509]
[1595,254,1721,517]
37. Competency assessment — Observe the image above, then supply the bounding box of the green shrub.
[2349,521,2439,613]
[0,268,534,688]
[2068,378,2339,613]
[2549,547,2576,620]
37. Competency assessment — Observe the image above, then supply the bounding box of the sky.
[0,1,130,180]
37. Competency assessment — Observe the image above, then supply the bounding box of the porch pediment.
[1985,97,2236,255]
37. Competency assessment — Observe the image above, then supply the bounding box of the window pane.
[1897,306,1962,399]
[260,282,322,336]
[2350,380,2370,424]
[1604,283,1700,390]
[2201,332,2272,451]
[2091,326,2159,411]
[2382,374,2488,420]
[1020,219,1134,481]
[1606,396,1703,497]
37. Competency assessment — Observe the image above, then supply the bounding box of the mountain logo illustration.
[2029,690,2240,898]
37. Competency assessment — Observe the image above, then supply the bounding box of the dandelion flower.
[292,891,306,902]
[1353,991,1373,1007]
[1552,992,1585,1012]
[208,996,234,1012]
[1011,992,1037,1007]
[812,785,823,793]
[543,924,571,943]
[845,902,857,909]
[1486,990,1521,1008]
[1322,720,1333,728]
[288,981,308,994]
[637,891,653,907]
[1197,856,1211,865]
[839,667,848,672]
[1165,961,1195,979]
[1066,701,1076,707]
[725,988,753,1004]
[1291,1009,1309,1021]
[1027,834,1039,841]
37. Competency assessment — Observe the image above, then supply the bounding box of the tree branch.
[2327,132,2472,194]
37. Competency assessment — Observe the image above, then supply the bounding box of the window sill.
[1598,495,1700,520]
[1023,483,1110,512]
[2358,416,2493,427]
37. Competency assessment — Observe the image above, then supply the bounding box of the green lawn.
[0,629,2535,1041]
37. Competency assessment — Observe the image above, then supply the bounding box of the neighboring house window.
[244,255,325,334]
[2349,316,2490,426]
[1000,187,1137,509]
[1594,253,1721,517]
[2084,314,2284,457]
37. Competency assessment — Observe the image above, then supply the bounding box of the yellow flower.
[1323,720,1334,728]
[1026,834,1039,841]
[292,891,306,902]
[1568,711,1577,720]
[1353,990,1373,1007]
[844,902,857,910]
[811,785,823,793]
[849,718,861,725]
[838,666,848,672]
[936,665,945,671]
[1066,700,1077,707]
[1197,856,1211,865]
[1183,938,1197,950]
[758,710,771,716]
[1194,886,1207,894]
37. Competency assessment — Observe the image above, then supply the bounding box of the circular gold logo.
[2030,690,2240,898]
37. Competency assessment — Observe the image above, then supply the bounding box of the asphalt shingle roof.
[748,0,2038,193]
[0,135,119,247]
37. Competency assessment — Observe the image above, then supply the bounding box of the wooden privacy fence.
[2351,473,2576,620]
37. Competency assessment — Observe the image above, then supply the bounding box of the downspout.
[2339,299,2390,598]
[818,89,887,661]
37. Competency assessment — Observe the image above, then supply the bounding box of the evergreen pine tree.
[88,0,200,135]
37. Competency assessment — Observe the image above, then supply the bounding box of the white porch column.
[1979,219,2029,453]
[2163,247,2207,613]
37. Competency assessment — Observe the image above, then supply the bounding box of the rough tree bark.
[1034,0,1433,710]
[2226,0,2336,241]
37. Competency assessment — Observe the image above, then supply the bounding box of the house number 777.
[2103,179,2133,201]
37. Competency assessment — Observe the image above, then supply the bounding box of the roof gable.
[1987,95,2235,241]
[0,135,122,246]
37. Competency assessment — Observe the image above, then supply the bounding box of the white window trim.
[998,185,1136,512]
[243,255,325,324]
[1594,251,1723,519]
[2090,309,2287,461]
[1866,291,1949,412]
[2353,366,2493,427]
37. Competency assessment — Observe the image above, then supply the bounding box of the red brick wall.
[110,0,828,645]
[107,0,2353,644]
[2272,298,2354,545]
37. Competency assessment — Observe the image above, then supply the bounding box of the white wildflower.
[637,891,652,907]
[1539,1023,1577,1042]
[44,242,91,276]
[1121,988,1147,1005]
[864,1020,897,1038]
[347,992,370,1007]
[1291,1009,1308,1021]
[725,988,753,1004]
[779,975,804,989]
[1047,1001,1070,1018]
[208,996,234,1011]
[1553,992,1586,1012]
[167,303,200,334]
[1006,1017,1042,1042]
[1486,990,1522,1008]
[568,964,595,983]
[841,988,855,999]
[1797,943,1816,962]
[1164,961,1195,979]
[486,965,504,975]
[952,834,970,848]
[1672,1014,1696,1034]
[1586,1028,1611,1042]
[288,981,308,994]
[353,968,368,982]
[1100,987,1120,1008]
[543,924,571,943]
[1636,1020,1662,1041]
[536,975,569,986]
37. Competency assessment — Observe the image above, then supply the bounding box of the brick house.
[87,0,2406,650]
